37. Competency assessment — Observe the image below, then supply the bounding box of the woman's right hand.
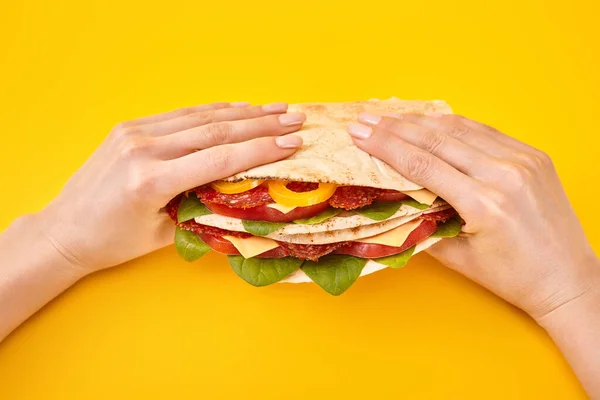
[348,112,600,321]
[348,112,600,397]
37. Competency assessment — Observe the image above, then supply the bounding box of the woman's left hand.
[37,102,306,273]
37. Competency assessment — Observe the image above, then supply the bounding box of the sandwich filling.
[166,181,461,295]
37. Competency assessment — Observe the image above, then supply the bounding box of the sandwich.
[165,98,462,295]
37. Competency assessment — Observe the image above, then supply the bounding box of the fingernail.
[425,112,444,118]
[278,112,306,127]
[231,102,250,108]
[383,113,404,119]
[358,112,382,125]
[262,102,288,113]
[276,135,303,149]
[348,123,373,139]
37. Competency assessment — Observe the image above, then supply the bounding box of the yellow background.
[0,0,598,398]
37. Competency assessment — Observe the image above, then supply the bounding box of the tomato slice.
[335,219,438,258]
[205,201,330,222]
[199,233,287,258]
[267,180,337,207]
[376,190,410,202]
[211,180,264,194]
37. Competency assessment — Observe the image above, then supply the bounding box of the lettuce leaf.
[177,194,212,223]
[301,255,367,295]
[354,199,431,221]
[354,202,402,221]
[174,227,211,261]
[293,207,342,224]
[400,199,429,210]
[242,220,289,236]
[228,256,303,286]
[431,217,462,237]
[373,246,416,269]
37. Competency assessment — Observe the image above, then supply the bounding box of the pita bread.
[195,204,451,244]
[194,198,446,235]
[280,236,441,283]
[226,98,452,190]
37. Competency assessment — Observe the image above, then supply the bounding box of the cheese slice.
[355,220,422,247]
[266,203,298,214]
[401,189,437,206]
[222,235,279,258]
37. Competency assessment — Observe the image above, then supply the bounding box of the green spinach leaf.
[400,199,429,210]
[431,217,462,237]
[228,256,303,286]
[354,202,403,221]
[177,194,212,223]
[293,207,342,224]
[242,220,289,236]
[374,246,416,269]
[301,255,367,296]
[174,227,211,262]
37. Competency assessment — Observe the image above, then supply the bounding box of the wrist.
[534,256,600,329]
[28,212,90,281]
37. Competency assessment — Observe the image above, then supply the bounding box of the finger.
[383,113,521,161]
[348,122,482,219]
[154,112,306,159]
[448,114,537,153]
[358,113,505,180]
[161,135,303,198]
[141,103,290,137]
[398,113,544,166]
[404,113,553,172]
[120,102,245,128]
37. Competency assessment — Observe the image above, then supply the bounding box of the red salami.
[277,241,350,262]
[180,220,252,238]
[286,182,319,192]
[165,195,180,222]
[328,186,380,210]
[375,189,410,202]
[421,208,457,222]
[196,185,273,209]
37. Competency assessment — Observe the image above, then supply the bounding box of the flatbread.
[195,204,451,244]
[226,98,452,190]
[194,198,446,236]
[280,236,442,283]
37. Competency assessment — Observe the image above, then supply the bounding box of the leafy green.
[174,227,211,262]
[177,194,212,223]
[373,246,416,269]
[228,256,303,286]
[293,207,342,224]
[242,220,289,236]
[431,217,462,237]
[400,199,429,210]
[354,199,430,221]
[354,202,403,221]
[301,255,367,296]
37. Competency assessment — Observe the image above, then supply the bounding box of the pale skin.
[1,103,598,399]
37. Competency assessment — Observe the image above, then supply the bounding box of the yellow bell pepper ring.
[211,179,264,194]
[267,180,337,207]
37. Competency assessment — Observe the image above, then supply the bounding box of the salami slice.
[422,208,457,222]
[286,182,319,192]
[196,185,273,209]
[328,186,380,210]
[166,196,251,238]
[277,241,350,262]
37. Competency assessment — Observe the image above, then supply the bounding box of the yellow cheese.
[356,220,422,247]
[401,189,437,206]
[266,203,298,214]
[222,235,280,258]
